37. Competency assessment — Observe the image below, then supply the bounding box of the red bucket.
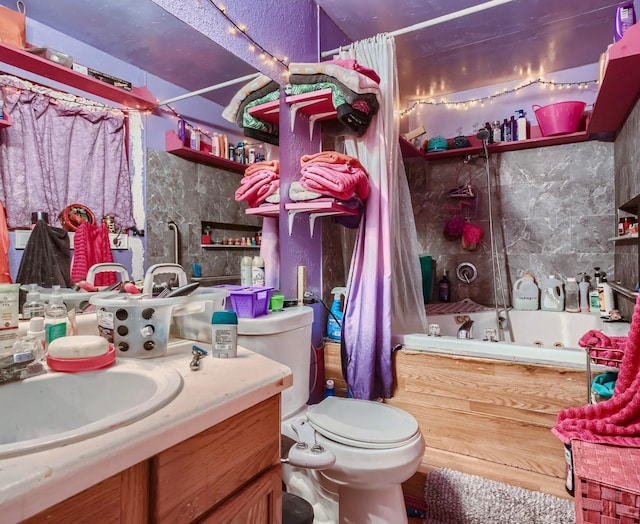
[532,101,586,137]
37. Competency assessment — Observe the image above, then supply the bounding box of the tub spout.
[457,319,474,339]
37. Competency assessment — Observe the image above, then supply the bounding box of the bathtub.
[401,309,630,368]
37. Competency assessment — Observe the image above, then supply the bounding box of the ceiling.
[0,0,622,109]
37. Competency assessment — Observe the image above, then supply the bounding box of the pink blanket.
[552,293,640,446]
[300,162,370,200]
[234,171,279,208]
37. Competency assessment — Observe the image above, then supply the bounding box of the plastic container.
[533,101,586,137]
[325,379,335,398]
[565,277,580,313]
[215,285,273,318]
[614,1,636,42]
[170,287,230,342]
[327,287,346,341]
[540,275,565,311]
[579,279,591,312]
[512,273,539,310]
[598,277,616,318]
[516,109,527,140]
[211,310,238,358]
[44,286,68,348]
[240,256,253,286]
[22,284,45,319]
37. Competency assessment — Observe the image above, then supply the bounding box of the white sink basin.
[0,360,183,458]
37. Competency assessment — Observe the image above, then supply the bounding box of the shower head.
[476,128,490,141]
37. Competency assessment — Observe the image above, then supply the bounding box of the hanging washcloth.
[70,222,116,286]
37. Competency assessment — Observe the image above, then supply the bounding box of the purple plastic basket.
[214,285,273,318]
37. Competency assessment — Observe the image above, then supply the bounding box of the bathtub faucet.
[457,319,474,339]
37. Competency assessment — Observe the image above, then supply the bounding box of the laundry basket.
[573,440,640,524]
[533,101,586,136]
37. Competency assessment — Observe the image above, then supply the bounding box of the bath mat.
[423,468,574,524]
[425,298,494,315]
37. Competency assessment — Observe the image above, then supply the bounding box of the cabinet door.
[150,395,281,523]
[199,465,282,524]
[23,461,148,524]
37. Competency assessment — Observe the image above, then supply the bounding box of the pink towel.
[552,293,640,446]
[578,329,627,366]
[244,160,279,177]
[300,162,370,200]
[70,223,116,286]
[235,171,280,208]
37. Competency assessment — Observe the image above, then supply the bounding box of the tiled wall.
[405,140,615,307]
[614,99,640,320]
[146,150,261,282]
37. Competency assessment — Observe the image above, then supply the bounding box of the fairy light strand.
[398,78,599,118]
[207,1,289,69]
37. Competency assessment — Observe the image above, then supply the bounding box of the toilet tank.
[238,306,314,419]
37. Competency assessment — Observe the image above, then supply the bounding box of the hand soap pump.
[44,285,67,347]
[23,284,45,319]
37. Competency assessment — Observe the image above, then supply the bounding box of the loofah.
[461,222,483,250]
[443,215,465,240]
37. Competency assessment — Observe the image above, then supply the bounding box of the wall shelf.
[0,42,156,110]
[285,200,359,237]
[245,204,280,217]
[166,130,246,173]
[587,23,640,135]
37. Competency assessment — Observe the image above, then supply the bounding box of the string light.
[398,78,598,118]
[208,1,289,68]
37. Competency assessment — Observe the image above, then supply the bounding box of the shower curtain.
[340,35,427,400]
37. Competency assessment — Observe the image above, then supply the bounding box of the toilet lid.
[306,397,419,449]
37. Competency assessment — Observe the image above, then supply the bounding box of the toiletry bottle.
[484,122,494,144]
[327,287,347,341]
[211,133,220,156]
[516,109,527,141]
[438,271,450,303]
[540,275,564,311]
[251,256,265,287]
[240,256,253,286]
[578,275,591,313]
[190,129,201,151]
[597,273,615,318]
[614,1,636,42]
[512,272,539,310]
[178,119,188,146]
[564,277,580,313]
[27,316,46,353]
[509,115,518,141]
[325,379,336,398]
[44,286,67,348]
[22,284,45,319]
[210,310,238,358]
[491,121,502,143]
[502,118,511,142]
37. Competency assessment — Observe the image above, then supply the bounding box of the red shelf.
[165,130,246,173]
[247,88,339,126]
[247,100,279,124]
[588,23,640,134]
[245,204,280,217]
[401,126,590,161]
[0,42,157,110]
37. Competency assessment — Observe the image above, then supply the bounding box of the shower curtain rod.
[156,72,261,107]
[320,0,516,58]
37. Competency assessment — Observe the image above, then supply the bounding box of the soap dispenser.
[516,109,527,141]
[22,284,45,319]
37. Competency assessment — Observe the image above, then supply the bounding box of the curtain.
[0,75,134,230]
[340,35,427,400]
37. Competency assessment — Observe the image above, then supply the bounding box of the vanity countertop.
[0,340,293,522]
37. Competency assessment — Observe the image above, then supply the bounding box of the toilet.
[238,306,425,524]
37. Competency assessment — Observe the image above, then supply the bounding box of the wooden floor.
[324,342,584,503]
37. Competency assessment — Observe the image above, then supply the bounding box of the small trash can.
[282,492,314,524]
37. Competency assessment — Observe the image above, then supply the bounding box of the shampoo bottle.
[438,271,450,303]
[578,275,591,313]
[516,109,527,141]
[598,273,615,318]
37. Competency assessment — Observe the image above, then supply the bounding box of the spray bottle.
[326,287,347,341]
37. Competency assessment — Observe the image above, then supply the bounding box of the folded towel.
[235,171,280,208]
[300,151,367,171]
[245,160,280,177]
[300,162,370,200]
[552,293,640,446]
[289,181,323,201]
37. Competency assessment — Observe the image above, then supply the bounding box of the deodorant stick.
[211,311,238,358]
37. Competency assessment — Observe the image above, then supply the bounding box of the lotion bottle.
[578,274,590,313]
[516,109,527,141]
[240,256,253,286]
[251,256,265,287]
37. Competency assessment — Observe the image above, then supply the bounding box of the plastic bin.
[215,285,273,318]
[171,287,230,342]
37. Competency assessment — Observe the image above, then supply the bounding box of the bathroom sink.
[0,360,183,458]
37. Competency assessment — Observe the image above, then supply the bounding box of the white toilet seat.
[306,397,420,449]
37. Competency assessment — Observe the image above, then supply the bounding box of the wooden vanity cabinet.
[24,395,282,524]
